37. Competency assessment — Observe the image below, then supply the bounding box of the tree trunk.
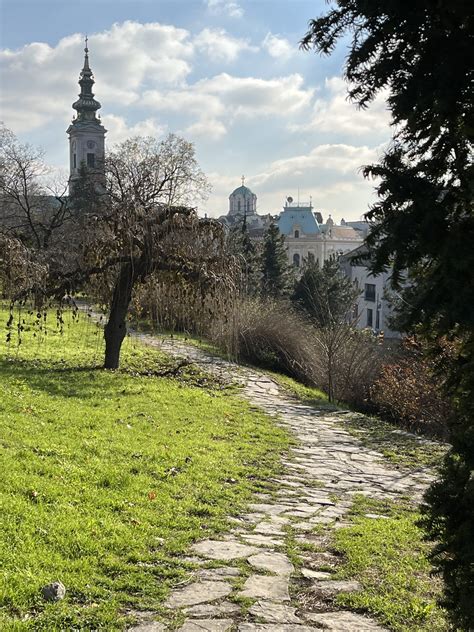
[104,262,135,369]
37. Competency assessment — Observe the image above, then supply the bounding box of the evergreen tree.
[302,3,474,626]
[260,220,291,298]
[292,255,358,327]
[227,215,260,296]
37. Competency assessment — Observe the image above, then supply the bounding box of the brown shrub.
[370,336,453,439]
[312,325,387,406]
[210,297,319,384]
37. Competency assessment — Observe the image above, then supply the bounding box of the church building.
[67,39,106,193]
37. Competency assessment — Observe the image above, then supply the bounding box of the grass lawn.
[0,307,289,630]
[333,495,447,632]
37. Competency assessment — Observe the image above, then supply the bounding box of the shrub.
[370,337,453,439]
[210,297,319,384]
[312,324,387,405]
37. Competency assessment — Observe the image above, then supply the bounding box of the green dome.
[231,185,254,197]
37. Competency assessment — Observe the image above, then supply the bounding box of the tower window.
[86,153,95,168]
[237,200,241,212]
[294,230,300,238]
[73,154,77,169]
[293,253,300,267]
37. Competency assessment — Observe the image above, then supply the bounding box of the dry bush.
[210,297,319,383]
[312,325,387,405]
[370,337,453,438]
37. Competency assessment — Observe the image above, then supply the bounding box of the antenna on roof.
[297,188,300,206]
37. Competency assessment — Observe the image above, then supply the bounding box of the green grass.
[267,371,330,406]
[339,413,448,470]
[0,308,289,630]
[332,495,447,632]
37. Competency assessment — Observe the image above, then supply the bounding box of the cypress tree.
[260,220,291,299]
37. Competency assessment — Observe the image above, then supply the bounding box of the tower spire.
[72,37,101,121]
[67,37,107,193]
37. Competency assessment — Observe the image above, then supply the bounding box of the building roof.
[230,185,254,197]
[277,206,321,235]
[323,225,362,240]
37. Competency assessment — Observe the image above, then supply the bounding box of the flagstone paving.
[121,335,436,631]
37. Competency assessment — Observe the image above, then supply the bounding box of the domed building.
[228,180,257,216]
[218,177,272,237]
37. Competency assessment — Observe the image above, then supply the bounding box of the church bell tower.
[67,38,106,193]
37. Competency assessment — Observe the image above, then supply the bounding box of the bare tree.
[0,127,226,369]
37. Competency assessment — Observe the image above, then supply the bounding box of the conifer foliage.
[302,2,474,627]
[260,220,291,298]
[292,255,358,327]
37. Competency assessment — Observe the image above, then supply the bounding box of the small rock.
[41,581,66,602]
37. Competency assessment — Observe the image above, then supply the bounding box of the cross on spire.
[85,35,88,53]
[241,174,245,186]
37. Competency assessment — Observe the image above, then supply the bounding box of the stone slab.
[129,623,166,632]
[239,626,317,632]
[242,534,284,547]
[178,620,233,632]
[301,568,332,580]
[248,552,294,576]
[192,540,260,561]
[305,611,388,631]
[197,567,240,581]
[315,579,362,595]
[238,575,289,602]
[165,581,232,608]
[249,600,301,623]
[184,601,240,617]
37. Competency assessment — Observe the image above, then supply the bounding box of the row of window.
[72,153,96,169]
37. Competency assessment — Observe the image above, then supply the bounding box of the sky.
[0,0,392,221]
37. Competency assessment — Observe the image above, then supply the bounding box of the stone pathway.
[121,335,434,632]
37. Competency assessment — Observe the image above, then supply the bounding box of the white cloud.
[294,77,391,137]
[194,28,257,62]
[205,0,244,18]
[253,143,382,188]
[0,21,193,133]
[103,115,167,144]
[262,32,295,60]
[202,142,383,219]
[142,73,313,140]
[184,118,227,141]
